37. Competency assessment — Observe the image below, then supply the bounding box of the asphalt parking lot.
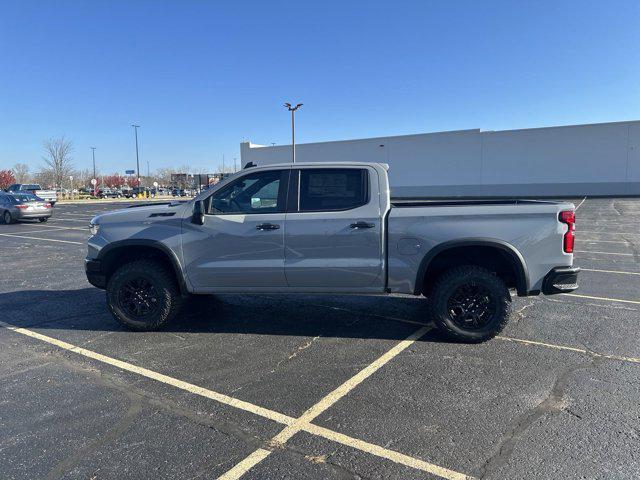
[1,198,639,480]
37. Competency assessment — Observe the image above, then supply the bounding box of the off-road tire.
[427,265,511,343]
[106,260,183,331]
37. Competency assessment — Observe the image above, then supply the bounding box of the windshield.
[10,193,40,203]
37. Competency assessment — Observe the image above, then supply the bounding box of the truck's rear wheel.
[427,265,511,343]
[106,260,183,331]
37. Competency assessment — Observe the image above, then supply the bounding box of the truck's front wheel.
[428,265,511,343]
[106,260,183,331]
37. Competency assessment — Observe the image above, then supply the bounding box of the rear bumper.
[85,257,106,289]
[17,211,52,219]
[542,266,580,295]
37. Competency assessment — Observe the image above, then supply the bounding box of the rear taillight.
[559,210,575,253]
[15,205,28,210]
[44,203,51,208]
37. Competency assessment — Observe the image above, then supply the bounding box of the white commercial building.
[240,120,640,197]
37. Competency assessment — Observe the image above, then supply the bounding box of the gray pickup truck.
[86,162,579,342]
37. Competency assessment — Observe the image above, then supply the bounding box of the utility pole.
[132,124,141,186]
[284,103,302,163]
[147,160,150,178]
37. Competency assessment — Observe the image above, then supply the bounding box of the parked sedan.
[0,192,52,224]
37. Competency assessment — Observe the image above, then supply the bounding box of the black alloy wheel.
[427,265,511,343]
[446,282,497,330]
[117,277,161,319]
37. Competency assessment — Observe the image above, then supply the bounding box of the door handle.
[256,223,280,230]
[350,221,375,229]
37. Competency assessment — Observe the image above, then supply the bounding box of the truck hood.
[90,202,189,226]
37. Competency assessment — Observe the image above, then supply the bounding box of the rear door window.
[298,168,368,212]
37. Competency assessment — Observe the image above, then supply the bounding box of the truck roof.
[245,161,390,170]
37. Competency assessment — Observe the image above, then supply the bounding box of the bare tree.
[155,167,177,186]
[12,163,30,183]
[42,136,74,189]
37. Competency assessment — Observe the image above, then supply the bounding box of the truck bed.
[390,198,561,208]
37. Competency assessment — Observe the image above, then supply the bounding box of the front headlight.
[90,223,100,235]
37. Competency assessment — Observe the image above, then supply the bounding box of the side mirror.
[191,200,205,225]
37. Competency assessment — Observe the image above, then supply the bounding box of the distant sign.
[90,178,97,186]
[125,169,135,175]
[153,181,158,187]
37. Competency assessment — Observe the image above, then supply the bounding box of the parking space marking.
[218,325,473,480]
[581,239,630,244]
[60,212,97,218]
[581,267,640,276]
[579,230,640,236]
[0,319,297,424]
[575,196,587,210]
[19,223,88,231]
[562,293,640,305]
[574,250,633,256]
[0,320,469,480]
[48,218,91,223]
[0,233,84,245]
[496,336,640,365]
[0,227,70,235]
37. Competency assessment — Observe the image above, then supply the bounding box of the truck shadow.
[0,288,452,343]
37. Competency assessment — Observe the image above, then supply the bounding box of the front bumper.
[542,266,580,295]
[85,257,106,289]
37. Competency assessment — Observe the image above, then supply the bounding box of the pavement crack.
[477,356,600,479]
[44,388,143,480]
[269,335,322,373]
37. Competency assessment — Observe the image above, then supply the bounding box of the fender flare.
[97,239,188,294]
[414,238,529,296]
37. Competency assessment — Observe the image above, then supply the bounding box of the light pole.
[91,147,96,195]
[284,103,302,163]
[132,124,141,187]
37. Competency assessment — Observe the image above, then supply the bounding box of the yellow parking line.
[303,423,471,479]
[562,293,640,305]
[496,336,640,364]
[574,250,633,256]
[0,320,470,480]
[0,233,84,245]
[581,268,640,276]
[217,325,471,480]
[0,320,296,424]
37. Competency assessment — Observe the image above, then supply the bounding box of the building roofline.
[244,119,640,149]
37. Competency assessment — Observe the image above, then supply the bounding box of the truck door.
[284,167,384,289]
[182,168,290,289]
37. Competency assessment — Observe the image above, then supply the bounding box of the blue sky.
[1,0,639,174]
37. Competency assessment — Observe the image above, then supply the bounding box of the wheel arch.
[414,238,529,296]
[98,240,188,295]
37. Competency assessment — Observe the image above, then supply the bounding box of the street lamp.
[91,147,96,195]
[284,102,302,163]
[132,124,141,187]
